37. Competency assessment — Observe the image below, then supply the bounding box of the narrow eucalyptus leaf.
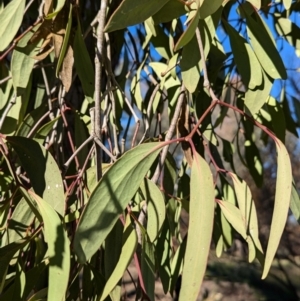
[262,138,292,279]
[74,142,162,263]
[179,153,214,301]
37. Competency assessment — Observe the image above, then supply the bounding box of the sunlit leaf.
[290,181,300,223]
[45,0,66,19]
[0,0,25,52]
[179,153,214,301]
[218,199,247,239]
[242,2,287,80]
[74,142,162,263]
[262,138,292,279]
[174,9,199,52]
[223,21,262,89]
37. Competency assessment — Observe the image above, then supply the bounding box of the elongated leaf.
[22,189,70,301]
[290,181,300,223]
[223,21,262,89]
[244,70,272,115]
[104,0,170,32]
[174,9,199,52]
[140,178,165,242]
[6,136,65,216]
[56,4,72,77]
[0,0,25,52]
[0,237,33,284]
[199,0,223,19]
[74,142,162,263]
[283,0,292,10]
[141,239,155,301]
[34,115,61,144]
[262,138,292,279]
[242,2,287,79]
[179,153,214,301]
[246,0,261,9]
[73,24,95,99]
[152,0,186,24]
[45,0,66,19]
[100,215,137,301]
[230,173,263,261]
[11,26,42,92]
[218,200,247,239]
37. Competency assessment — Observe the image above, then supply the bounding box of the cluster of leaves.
[1,0,300,300]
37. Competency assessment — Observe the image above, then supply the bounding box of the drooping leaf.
[73,24,95,99]
[244,69,272,115]
[0,0,25,52]
[6,136,65,216]
[199,0,223,19]
[0,236,34,284]
[179,153,214,301]
[174,9,199,52]
[230,173,263,261]
[74,142,163,263]
[45,0,66,19]
[223,21,262,89]
[152,0,186,24]
[34,115,61,145]
[56,3,73,78]
[242,2,287,80]
[262,138,292,279]
[104,0,170,32]
[141,239,155,301]
[100,215,137,301]
[21,189,70,301]
[246,0,261,9]
[140,178,166,242]
[290,180,300,223]
[218,199,247,239]
[11,25,42,92]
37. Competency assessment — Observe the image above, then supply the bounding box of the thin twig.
[64,136,94,170]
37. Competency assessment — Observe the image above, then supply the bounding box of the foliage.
[0,0,300,300]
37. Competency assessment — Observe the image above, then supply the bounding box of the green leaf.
[100,215,137,301]
[179,153,214,301]
[242,2,287,80]
[244,70,272,116]
[199,0,223,19]
[262,138,292,279]
[34,115,61,145]
[152,0,186,24]
[74,24,95,99]
[56,4,72,77]
[283,0,292,10]
[223,21,262,89]
[290,181,300,223]
[174,9,199,52]
[230,173,263,261]
[140,178,166,242]
[218,199,247,239]
[0,237,33,285]
[246,0,261,9]
[0,0,25,52]
[11,25,42,92]
[22,189,70,301]
[104,0,170,33]
[45,0,66,19]
[141,239,155,301]
[74,142,162,263]
[6,136,65,216]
